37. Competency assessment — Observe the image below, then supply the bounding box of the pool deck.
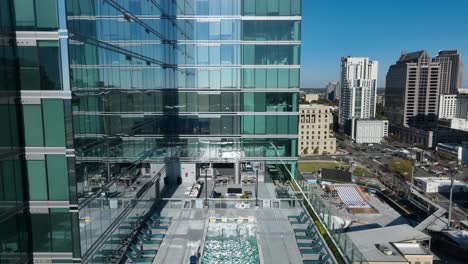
[153,208,304,264]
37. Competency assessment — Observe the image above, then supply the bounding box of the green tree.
[303,147,308,155]
[438,152,454,161]
[313,147,319,154]
[388,158,413,179]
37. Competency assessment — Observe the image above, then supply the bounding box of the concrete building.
[414,177,468,193]
[439,94,458,119]
[377,94,385,106]
[305,93,320,102]
[439,118,468,131]
[438,94,468,120]
[459,88,468,94]
[436,142,468,164]
[352,119,389,144]
[299,104,336,155]
[326,81,339,101]
[339,57,378,126]
[385,51,440,129]
[433,50,464,94]
[347,225,433,264]
[456,94,468,120]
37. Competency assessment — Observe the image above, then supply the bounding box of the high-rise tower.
[339,57,378,126]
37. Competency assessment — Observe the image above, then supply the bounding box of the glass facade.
[1,0,79,263]
[2,0,301,262]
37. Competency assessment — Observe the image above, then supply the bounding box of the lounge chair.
[138,235,162,245]
[141,229,164,240]
[126,252,153,263]
[290,215,310,225]
[288,211,306,220]
[294,224,316,233]
[300,248,323,254]
[130,244,158,256]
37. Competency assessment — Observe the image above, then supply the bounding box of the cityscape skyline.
[2,1,468,264]
[300,0,468,88]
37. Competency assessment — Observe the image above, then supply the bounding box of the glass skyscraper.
[1,0,301,262]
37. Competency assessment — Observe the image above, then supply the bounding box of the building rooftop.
[415,177,467,185]
[347,224,431,262]
[442,230,468,248]
[393,242,431,255]
[398,50,426,63]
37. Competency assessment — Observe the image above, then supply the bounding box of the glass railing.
[294,180,368,264]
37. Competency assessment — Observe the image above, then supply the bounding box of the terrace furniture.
[297,241,321,249]
[300,247,323,254]
[290,215,309,225]
[141,229,164,240]
[288,211,306,220]
[126,252,153,263]
[130,244,157,256]
[293,223,315,233]
[137,235,162,245]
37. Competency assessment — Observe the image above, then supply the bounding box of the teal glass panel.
[267,69,278,88]
[27,160,47,200]
[187,92,198,112]
[18,46,39,90]
[243,93,254,112]
[266,116,277,134]
[23,105,44,146]
[279,0,291,16]
[291,0,301,16]
[277,116,289,134]
[221,93,234,112]
[255,0,267,16]
[255,69,266,88]
[289,115,299,134]
[38,40,61,90]
[13,0,35,28]
[293,21,301,40]
[51,209,72,252]
[292,45,300,65]
[290,69,300,88]
[209,94,221,112]
[31,213,51,251]
[43,99,66,147]
[243,0,255,15]
[209,70,220,88]
[254,93,266,112]
[267,0,279,15]
[36,0,58,29]
[199,94,209,112]
[198,70,209,88]
[243,69,255,88]
[255,115,265,134]
[221,116,233,135]
[242,116,254,134]
[278,69,289,88]
[242,45,255,64]
[47,155,69,201]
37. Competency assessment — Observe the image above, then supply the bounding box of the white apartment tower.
[339,57,378,126]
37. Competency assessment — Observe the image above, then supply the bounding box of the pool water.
[201,222,260,264]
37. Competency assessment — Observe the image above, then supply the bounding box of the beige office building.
[299,104,336,155]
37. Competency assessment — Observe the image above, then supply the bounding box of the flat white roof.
[415,177,466,185]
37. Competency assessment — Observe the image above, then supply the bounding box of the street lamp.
[447,167,458,229]
[255,169,259,206]
[205,168,208,207]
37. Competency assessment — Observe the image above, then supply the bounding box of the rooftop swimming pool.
[201,221,260,264]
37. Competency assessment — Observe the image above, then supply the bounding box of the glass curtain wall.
[1,0,79,263]
[0,1,31,263]
[68,0,301,258]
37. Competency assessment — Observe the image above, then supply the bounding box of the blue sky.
[300,0,468,88]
